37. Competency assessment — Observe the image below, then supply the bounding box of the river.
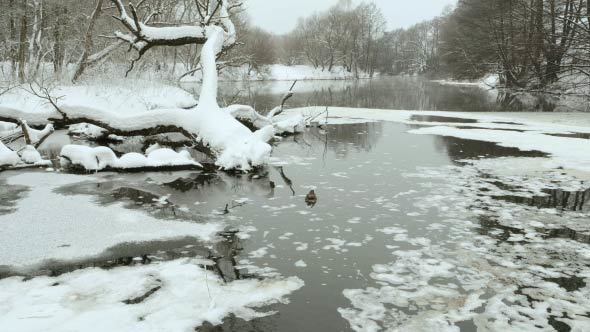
[1,77,589,332]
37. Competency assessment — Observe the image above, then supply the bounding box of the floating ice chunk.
[294,260,307,268]
[249,247,269,259]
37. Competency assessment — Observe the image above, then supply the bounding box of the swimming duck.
[305,190,317,207]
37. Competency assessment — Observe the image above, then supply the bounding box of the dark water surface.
[183,77,589,113]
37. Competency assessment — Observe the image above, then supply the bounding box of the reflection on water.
[181,77,588,113]
[495,188,590,212]
[0,179,28,216]
[409,114,478,123]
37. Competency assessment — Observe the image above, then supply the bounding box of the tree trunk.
[17,15,27,83]
[9,0,17,78]
[72,0,104,82]
[53,6,67,75]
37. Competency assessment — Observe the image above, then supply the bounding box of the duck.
[305,190,317,207]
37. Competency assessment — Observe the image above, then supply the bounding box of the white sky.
[246,0,457,35]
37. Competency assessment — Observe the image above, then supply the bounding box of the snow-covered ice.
[0,172,223,269]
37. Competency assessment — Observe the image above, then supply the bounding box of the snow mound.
[60,145,201,171]
[0,258,304,331]
[19,145,43,164]
[0,141,20,166]
[68,123,107,139]
[0,143,49,168]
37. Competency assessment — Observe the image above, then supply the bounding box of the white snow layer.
[0,82,197,126]
[60,145,201,171]
[0,172,222,268]
[0,258,304,332]
[19,145,43,164]
[0,141,20,166]
[0,142,48,167]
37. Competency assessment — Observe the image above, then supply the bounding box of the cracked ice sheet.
[0,172,223,269]
[0,258,304,332]
[338,158,590,331]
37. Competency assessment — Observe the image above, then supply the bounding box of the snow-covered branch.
[224,81,304,135]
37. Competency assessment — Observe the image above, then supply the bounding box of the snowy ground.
[0,80,197,125]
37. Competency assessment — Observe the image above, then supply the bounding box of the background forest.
[1,0,590,92]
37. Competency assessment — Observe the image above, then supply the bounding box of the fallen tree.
[0,0,303,172]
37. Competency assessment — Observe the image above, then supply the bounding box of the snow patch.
[0,258,304,331]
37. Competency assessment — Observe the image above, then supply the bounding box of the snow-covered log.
[224,81,304,135]
[224,105,305,135]
[0,141,51,169]
[60,145,202,172]
[0,121,54,148]
[0,100,275,170]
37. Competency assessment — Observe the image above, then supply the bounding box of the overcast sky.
[246,0,457,35]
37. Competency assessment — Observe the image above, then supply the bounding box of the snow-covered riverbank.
[183,64,372,82]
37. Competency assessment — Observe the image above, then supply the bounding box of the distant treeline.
[262,0,590,90]
[440,0,590,90]
[1,0,589,91]
[241,0,386,78]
